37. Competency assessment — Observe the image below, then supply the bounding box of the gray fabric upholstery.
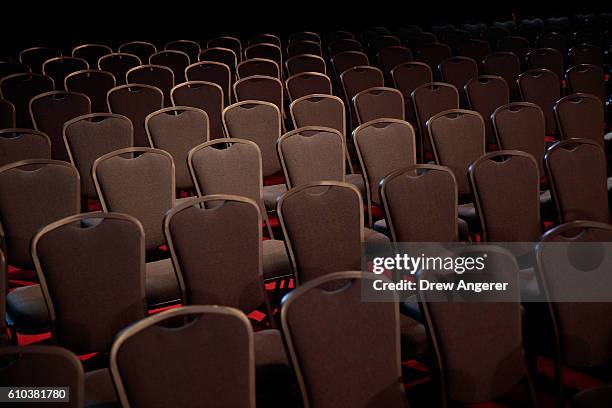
[233,76,283,118]
[262,239,291,280]
[65,70,116,113]
[0,129,50,167]
[345,173,365,195]
[465,76,509,146]
[0,73,54,128]
[6,284,50,332]
[555,94,606,147]
[364,227,391,244]
[98,53,141,86]
[171,82,224,140]
[263,183,287,211]
[126,65,174,107]
[354,87,404,124]
[517,69,560,135]
[391,62,432,124]
[145,258,181,306]
[185,62,231,107]
[286,73,331,102]
[254,329,293,396]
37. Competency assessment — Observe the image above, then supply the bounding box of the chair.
[0,73,54,128]
[285,72,332,102]
[439,56,478,107]
[237,58,280,79]
[465,75,510,147]
[469,150,542,242]
[207,36,242,63]
[149,50,189,84]
[369,35,401,59]
[29,91,91,161]
[171,81,224,140]
[377,46,413,82]
[63,113,133,201]
[164,39,201,63]
[545,139,609,224]
[353,119,416,227]
[328,38,363,56]
[330,51,369,83]
[417,42,452,73]
[281,272,408,408]
[565,64,606,102]
[248,33,281,47]
[568,44,604,67]
[427,109,485,200]
[2,160,80,333]
[0,128,50,167]
[391,62,433,125]
[64,69,116,112]
[536,31,568,55]
[185,61,232,106]
[118,41,157,64]
[42,57,89,90]
[287,40,322,58]
[418,246,536,406]
[483,52,521,97]
[353,86,404,124]
[340,66,384,129]
[71,43,113,68]
[0,346,84,408]
[484,26,510,49]
[498,35,530,62]
[526,47,564,79]
[492,102,546,174]
[286,54,326,76]
[456,39,491,72]
[126,64,174,107]
[244,44,282,75]
[97,52,142,86]
[324,30,355,44]
[145,106,209,190]
[187,139,291,279]
[19,47,62,73]
[0,61,30,79]
[289,31,321,44]
[411,82,459,161]
[92,147,181,306]
[233,75,284,119]
[380,165,459,242]
[517,68,561,135]
[107,84,164,147]
[198,47,237,75]
[0,99,15,128]
[554,93,607,147]
[110,306,256,408]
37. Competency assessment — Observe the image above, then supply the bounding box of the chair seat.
[346,173,365,196]
[254,329,293,396]
[145,258,181,307]
[262,239,291,280]
[572,384,612,408]
[364,227,390,244]
[400,314,429,360]
[458,202,480,234]
[263,184,287,211]
[374,218,470,241]
[6,284,49,333]
[85,368,120,408]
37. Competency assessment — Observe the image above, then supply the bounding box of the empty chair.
[107,84,164,147]
[536,31,568,54]
[331,51,369,83]
[149,50,190,83]
[286,54,326,76]
[185,61,231,106]
[369,35,401,59]
[465,75,510,147]
[248,33,281,47]
[198,47,237,75]
[325,30,356,42]
[554,93,607,147]
[484,26,510,49]
[417,42,452,73]
[0,73,54,128]
[29,91,91,161]
[281,272,409,408]
[456,39,491,72]
[526,47,564,79]
[492,102,546,174]
[171,81,224,139]
[0,346,84,408]
[565,64,606,103]
[340,65,384,129]
[244,43,282,74]
[237,58,279,79]
[207,36,242,63]
[353,86,404,124]
[145,106,209,190]
[498,35,530,62]
[391,62,433,125]
[0,128,50,167]
[19,47,62,73]
[126,64,174,106]
[517,68,560,135]
[483,52,521,96]
[2,160,80,333]
[545,139,609,224]
[164,39,201,62]
[287,40,322,58]
[353,118,416,227]
[92,147,181,306]
[97,52,142,86]
[118,41,157,64]
[42,57,88,91]
[568,44,604,67]
[0,99,15,128]
[188,139,290,279]
[328,38,363,56]
[285,72,332,102]
[63,113,133,202]
[71,43,113,68]
[427,109,485,201]
[64,69,116,112]
[377,46,413,81]
[233,75,284,119]
[0,61,31,79]
[289,31,321,44]
[381,165,460,242]
[469,150,542,242]
[110,306,255,408]
[439,56,478,107]
[411,82,459,160]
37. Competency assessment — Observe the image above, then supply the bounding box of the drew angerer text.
[372,279,509,293]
